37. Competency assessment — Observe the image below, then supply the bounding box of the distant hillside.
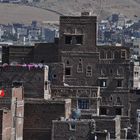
[37,0,140,20]
[0,0,140,25]
[0,4,59,24]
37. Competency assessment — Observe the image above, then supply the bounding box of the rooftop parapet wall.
[0,65,49,98]
[23,98,71,140]
[60,16,97,24]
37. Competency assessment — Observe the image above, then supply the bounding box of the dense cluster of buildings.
[98,14,140,59]
[0,21,58,45]
[0,12,140,140]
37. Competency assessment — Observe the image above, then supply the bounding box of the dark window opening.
[117,79,123,87]
[115,108,122,115]
[65,35,83,45]
[45,81,48,90]
[65,67,71,76]
[53,74,57,79]
[110,69,113,74]
[66,60,70,65]
[100,79,107,87]
[12,81,23,87]
[78,99,89,109]
[75,35,83,44]
[100,107,107,115]
[65,35,72,44]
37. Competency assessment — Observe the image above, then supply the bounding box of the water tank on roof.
[71,109,81,119]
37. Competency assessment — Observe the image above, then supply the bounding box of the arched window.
[110,96,113,101]
[77,59,83,73]
[86,65,92,77]
[77,63,83,73]
[107,51,112,59]
[66,60,70,65]
[116,97,121,103]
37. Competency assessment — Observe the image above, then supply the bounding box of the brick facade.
[23,99,71,140]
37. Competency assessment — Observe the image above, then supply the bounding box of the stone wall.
[0,66,49,98]
[34,43,59,63]
[52,119,95,140]
[23,99,71,140]
[2,45,34,64]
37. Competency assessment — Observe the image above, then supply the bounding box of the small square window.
[100,79,107,87]
[115,108,122,115]
[100,107,107,115]
[65,67,71,76]
[65,36,72,44]
[117,79,123,87]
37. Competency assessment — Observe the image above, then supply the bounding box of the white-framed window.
[100,79,107,87]
[78,99,89,109]
[86,65,92,77]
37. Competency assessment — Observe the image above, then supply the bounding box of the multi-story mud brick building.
[0,12,138,139]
